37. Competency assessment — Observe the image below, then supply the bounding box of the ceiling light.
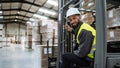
[0,11,2,14]
[15,19,17,21]
[80,8,85,11]
[92,10,96,13]
[39,8,56,15]
[88,2,94,7]
[27,21,32,24]
[17,11,20,14]
[16,16,18,18]
[86,9,91,12]
[29,18,36,21]
[0,16,3,18]
[47,0,58,6]
[33,14,48,19]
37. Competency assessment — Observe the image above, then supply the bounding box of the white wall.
[2,23,26,45]
[2,23,26,36]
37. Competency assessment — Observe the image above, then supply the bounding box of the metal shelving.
[57,0,120,68]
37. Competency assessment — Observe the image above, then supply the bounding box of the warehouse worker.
[62,8,96,68]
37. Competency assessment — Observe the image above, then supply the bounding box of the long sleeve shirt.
[73,22,94,58]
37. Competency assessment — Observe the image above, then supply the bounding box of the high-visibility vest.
[76,23,96,59]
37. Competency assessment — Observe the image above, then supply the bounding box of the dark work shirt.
[73,22,94,58]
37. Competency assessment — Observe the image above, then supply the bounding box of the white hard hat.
[66,8,80,18]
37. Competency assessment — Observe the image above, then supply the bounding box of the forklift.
[57,0,120,68]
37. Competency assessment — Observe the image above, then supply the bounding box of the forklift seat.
[74,51,95,68]
[74,59,94,68]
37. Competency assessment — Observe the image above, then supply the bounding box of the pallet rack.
[57,0,120,68]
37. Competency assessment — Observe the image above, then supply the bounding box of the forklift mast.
[57,0,120,68]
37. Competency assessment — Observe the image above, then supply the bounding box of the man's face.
[67,14,80,27]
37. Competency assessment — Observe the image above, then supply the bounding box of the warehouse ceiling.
[0,0,58,25]
[0,0,119,25]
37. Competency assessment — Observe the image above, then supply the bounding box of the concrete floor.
[0,45,40,68]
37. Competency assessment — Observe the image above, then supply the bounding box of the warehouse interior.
[0,0,120,68]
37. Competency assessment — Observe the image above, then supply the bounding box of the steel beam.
[73,0,84,7]
[0,0,21,3]
[0,18,27,22]
[60,0,79,10]
[0,21,26,25]
[107,0,120,6]
[2,14,30,18]
[57,0,64,67]
[107,0,120,10]
[0,0,57,12]
[107,5,119,10]
[94,0,107,68]
[0,8,57,20]
[0,9,34,14]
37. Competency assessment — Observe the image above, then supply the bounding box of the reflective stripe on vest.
[76,23,96,59]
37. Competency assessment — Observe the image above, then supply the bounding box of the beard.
[72,24,78,29]
[71,20,80,29]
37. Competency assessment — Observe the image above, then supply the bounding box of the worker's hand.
[63,24,73,32]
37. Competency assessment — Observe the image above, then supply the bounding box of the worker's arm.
[74,29,94,58]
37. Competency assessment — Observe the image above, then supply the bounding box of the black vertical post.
[47,39,49,57]
[57,0,64,68]
[5,23,7,46]
[52,29,55,57]
[18,22,20,44]
[40,33,42,45]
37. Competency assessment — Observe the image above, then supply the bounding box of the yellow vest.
[76,23,96,59]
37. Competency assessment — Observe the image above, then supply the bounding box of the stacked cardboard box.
[36,45,58,68]
[32,21,41,46]
[40,20,58,45]
[107,27,120,41]
[107,7,120,41]
[82,12,94,25]
[1,25,11,47]
[38,20,58,68]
